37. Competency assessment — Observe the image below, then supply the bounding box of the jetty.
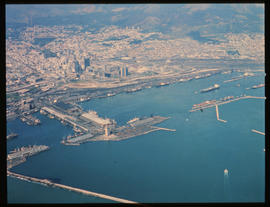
[190,95,266,112]
[150,126,176,132]
[215,105,227,123]
[190,95,265,124]
[7,171,139,204]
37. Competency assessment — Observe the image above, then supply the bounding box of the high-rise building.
[84,58,90,69]
[75,61,83,75]
[120,67,128,77]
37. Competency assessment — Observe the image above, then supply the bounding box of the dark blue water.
[7,70,265,203]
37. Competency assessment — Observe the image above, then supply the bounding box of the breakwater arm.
[7,171,139,204]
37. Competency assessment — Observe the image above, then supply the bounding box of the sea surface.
[7,69,265,203]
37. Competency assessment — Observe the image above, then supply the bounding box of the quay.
[7,171,139,204]
[42,106,89,132]
[62,116,173,144]
[93,116,171,142]
[251,129,265,136]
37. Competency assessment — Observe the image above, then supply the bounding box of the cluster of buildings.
[5,24,264,118]
[6,25,264,87]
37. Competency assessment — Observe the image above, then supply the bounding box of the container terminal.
[7,145,49,169]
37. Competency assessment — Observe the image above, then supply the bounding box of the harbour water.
[7,69,265,203]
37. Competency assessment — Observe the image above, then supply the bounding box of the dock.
[7,171,139,204]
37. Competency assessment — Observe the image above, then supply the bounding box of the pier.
[150,126,176,131]
[215,105,227,123]
[190,96,266,112]
[251,129,265,136]
[7,171,139,204]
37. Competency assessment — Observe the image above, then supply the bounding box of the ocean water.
[7,70,265,203]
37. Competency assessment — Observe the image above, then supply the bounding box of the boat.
[200,84,220,93]
[107,93,116,97]
[7,145,50,160]
[7,133,18,140]
[224,169,229,176]
[159,82,169,86]
[252,83,264,89]
[127,117,140,124]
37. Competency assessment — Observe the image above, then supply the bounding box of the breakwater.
[7,171,139,204]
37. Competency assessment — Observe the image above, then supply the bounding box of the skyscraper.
[120,67,128,77]
[84,58,90,69]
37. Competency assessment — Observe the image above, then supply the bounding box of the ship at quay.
[7,145,50,169]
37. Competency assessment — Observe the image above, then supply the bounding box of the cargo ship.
[200,84,220,93]
[252,83,264,89]
[7,133,18,140]
[7,145,49,160]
